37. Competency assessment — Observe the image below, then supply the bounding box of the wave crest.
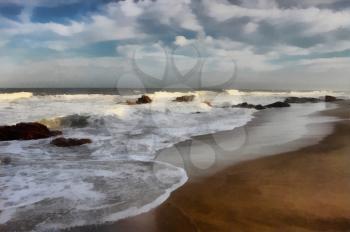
[39,114,91,129]
[0,92,33,101]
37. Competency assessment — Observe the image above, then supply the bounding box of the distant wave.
[0,92,33,101]
[226,89,346,97]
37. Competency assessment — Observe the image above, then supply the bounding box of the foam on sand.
[0,160,187,231]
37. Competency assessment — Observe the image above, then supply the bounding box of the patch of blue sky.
[0,3,23,21]
[68,40,119,57]
[30,0,117,24]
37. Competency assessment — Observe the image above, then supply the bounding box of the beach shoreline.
[65,101,349,232]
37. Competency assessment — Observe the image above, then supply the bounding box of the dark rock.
[255,105,266,110]
[284,97,321,104]
[231,102,267,110]
[0,122,62,141]
[325,95,338,102]
[174,95,195,102]
[233,102,256,109]
[136,95,152,104]
[232,102,254,108]
[1,157,11,165]
[265,101,290,108]
[51,137,92,147]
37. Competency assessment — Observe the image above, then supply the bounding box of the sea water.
[0,89,348,230]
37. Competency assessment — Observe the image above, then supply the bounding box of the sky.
[0,0,350,90]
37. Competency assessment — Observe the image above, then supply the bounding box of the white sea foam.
[0,92,33,101]
[0,89,348,230]
[0,160,187,231]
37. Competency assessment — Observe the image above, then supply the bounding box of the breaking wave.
[0,89,349,231]
[0,92,33,101]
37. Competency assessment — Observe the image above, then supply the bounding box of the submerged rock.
[174,95,195,102]
[324,95,338,102]
[0,157,11,165]
[0,122,62,141]
[284,97,321,104]
[39,114,90,129]
[265,101,290,108]
[51,137,92,147]
[63,114,90,128]
[136,95,152,104]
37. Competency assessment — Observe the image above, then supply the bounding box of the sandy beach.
[64,101,350,232]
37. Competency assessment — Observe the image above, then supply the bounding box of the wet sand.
[67,101,350,232]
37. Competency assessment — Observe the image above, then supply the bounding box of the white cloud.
[243,22,258,34]
[0,0,203,51]
[203,0,350,35]
[297,57,350,72]
[0,57,127,88]
[0,0,350,90]
[140,0,202,31]
[241,0,278,9]
[174,36,189,46]
[172,35,279,71]
[120,0,144,17]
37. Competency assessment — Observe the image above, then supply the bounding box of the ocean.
[0,88,348,231]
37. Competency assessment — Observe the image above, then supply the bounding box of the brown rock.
[51,137,92,147]
[174,95,195,102]
[136,95,152,104]
[0,122,62,141]
[325,95,338,102]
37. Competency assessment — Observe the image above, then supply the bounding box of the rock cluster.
[0,122,92,148]
[232,95,342,111]
[284,97,321,104]
[233,102,267,110]
[284,95,342,104]
[0,122,62,141]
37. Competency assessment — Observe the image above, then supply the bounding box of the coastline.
[66,101,349,232]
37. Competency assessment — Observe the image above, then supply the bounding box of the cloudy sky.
[0,0,349,90]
